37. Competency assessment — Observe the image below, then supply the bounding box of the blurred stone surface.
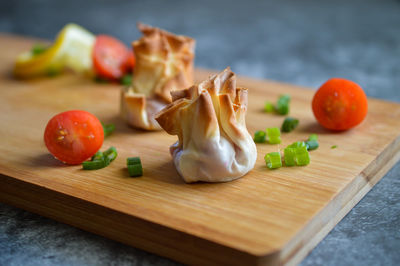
[0,0,399,265]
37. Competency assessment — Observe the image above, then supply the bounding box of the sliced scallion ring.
[254,130,267,143]
[295,146,310,166]
[103,146,117,162]
[305,140,319,151]
[82,147,117,170]
[287,141,307,149]
[91,151,103,161]
[264,102,274,113]
[276,94,291,115]
[127,156,143,177]
[264,152,282,169]
[82,159,106,170]
[284,148,296,166]
[266,127,281,144]
[127,157,141,165]
[281,117,299,132]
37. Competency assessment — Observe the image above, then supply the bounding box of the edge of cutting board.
[281,133,400,265]
[0,173,278,265]
[1,134,399,266]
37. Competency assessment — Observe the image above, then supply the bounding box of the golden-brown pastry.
[121,23,195,130]
[155,68,257,183]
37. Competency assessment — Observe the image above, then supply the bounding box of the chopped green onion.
[281,117,299,132]
[305,140,319,151]
[308,134,318,141]
[82,159,107,170]
[31,44,48,56]
[102,123,115,137]
[254,130,266,143]
[295,146,310,166]
[264,152,282,169]
[305,134,319,151]
[284,148,296,166]
[331,145,338,149]
[266,127,281,144]
[128,164,143,177]
[82,147,117,170]
[287,141,307,149]
[127,157,141,165]
[275,94,291,115]
[264,102,274,113]
[91,151,103,161]
[120,74,132,86]
[103,146,117,162]
[127,156,143,177]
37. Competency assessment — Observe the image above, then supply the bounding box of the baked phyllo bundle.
[121,23,195,130]
[155,68,257,183]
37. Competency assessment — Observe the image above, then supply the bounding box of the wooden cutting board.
[1,34,400,266]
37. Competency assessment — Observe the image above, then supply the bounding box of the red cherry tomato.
[125,50,136,71]
[312,78,368,131]
[44,110,104,165]
[92,35,133,80]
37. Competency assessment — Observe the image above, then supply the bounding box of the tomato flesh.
[44,110,104,165]
[92,35,133,80]
[312,78,368,131]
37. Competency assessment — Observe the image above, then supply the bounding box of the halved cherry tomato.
[92,35,133,80]
[312,78,368,131]
[44,110,104,165]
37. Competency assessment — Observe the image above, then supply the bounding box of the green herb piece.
[128,163,143,177]
[82,147,116,170]
[254,130,267,143]
[305,140,319,151]
[127,157,141,166]
[91,151,103,161]
[31,44,48,56]
[308,134,318,141]
[102,123,116,137]
[264,152,282,169]
[264,102,274,113]
[120,74,132,86]
[331,145,338,149]
[281,117,299,132]
[305,134,319,151]
[266,127,281,144]
[275,94,291,115]
[287,141,307,149]
[284,148,296,166]
[103,146,117,162]
[295,146,310,166]
[82,159,107,170]
[127,156,143,177]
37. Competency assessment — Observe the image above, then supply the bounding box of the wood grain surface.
[1,34,400,265]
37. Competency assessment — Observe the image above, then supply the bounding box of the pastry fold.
[121,23,195,130]
[156,68,257,183]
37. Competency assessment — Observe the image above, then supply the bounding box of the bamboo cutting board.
[1,34,400,266]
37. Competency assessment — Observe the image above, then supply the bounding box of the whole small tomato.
[312,78,368,131]
[44,110,104,164]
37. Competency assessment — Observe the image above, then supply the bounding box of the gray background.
[1,0,399,265]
